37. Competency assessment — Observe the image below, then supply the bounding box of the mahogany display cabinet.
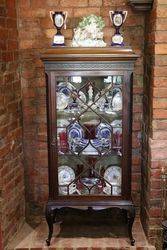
[41,47,138,246]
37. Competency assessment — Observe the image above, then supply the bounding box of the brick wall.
[0,0,25,248]
[17,0,145,223]
[141,0,167,247]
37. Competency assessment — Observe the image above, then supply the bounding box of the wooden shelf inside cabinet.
[41,47,139,247]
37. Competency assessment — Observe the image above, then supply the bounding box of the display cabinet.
[41,47,138,246]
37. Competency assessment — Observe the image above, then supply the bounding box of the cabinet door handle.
[51,136,56,147]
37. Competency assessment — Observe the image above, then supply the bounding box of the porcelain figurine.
[72,14,106,47]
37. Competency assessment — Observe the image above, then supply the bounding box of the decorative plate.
[71,138,89,154]
[90,139,102,148]
[58,85,72,96]
[56,92,69,110]
[68,122,83,130]
[76,138,89,147]
[96,123,112,139]
[58,165,75,185]
[104,165,121,186]
[58,82,75,92]
[68,122,84,139]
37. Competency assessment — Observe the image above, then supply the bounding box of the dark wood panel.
[46,72,58,199]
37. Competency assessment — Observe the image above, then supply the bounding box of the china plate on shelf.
[103,165,121,186]
[96,123,112,148]
[96,123,112,139]
[58,82,86,109]
[90,139,102,148]
[56,92,69,110]
[75,138,89,149]
[58,165,75,185]
[70,138,89,155]
[58,82,75,94]
[58,85,72,96]
[68,122,84,139]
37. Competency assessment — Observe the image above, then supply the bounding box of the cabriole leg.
[45,205,55,246]
[127,206,135,246]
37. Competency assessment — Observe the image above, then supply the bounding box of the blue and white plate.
[58,85,72,96]
[56,92,69,110]
[68,122,84,139]
[58,165,75,185]
[91,139,102,147]
[58,82,75,94]
[57,82,75,109]
[96,123,112,139]
[77,138,89,147]
[96,123,112,148]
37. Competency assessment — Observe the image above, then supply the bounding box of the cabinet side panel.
[46,71,58,199]
[122,72,133,199]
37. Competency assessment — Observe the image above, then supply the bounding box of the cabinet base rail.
[45,201,135,247]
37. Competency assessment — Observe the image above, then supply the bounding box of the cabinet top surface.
[41,47,139,62]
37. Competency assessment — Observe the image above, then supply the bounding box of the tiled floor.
[8,217,155,250]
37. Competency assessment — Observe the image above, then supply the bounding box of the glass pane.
[56,75,123,197]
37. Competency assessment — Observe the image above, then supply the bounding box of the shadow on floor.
[57,207,128,238]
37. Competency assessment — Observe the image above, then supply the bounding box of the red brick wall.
[141,0,167,247]
[0,224,2,250]
[0,0,25,248]
[17,0,145,222]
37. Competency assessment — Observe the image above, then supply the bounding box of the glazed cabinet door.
[47,70,132,200]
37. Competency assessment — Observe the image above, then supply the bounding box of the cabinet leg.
[45,205,55,246]
[163,242,167,250]
[127,206,135,246]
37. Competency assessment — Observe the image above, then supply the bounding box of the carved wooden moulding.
[129,0,153,11]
